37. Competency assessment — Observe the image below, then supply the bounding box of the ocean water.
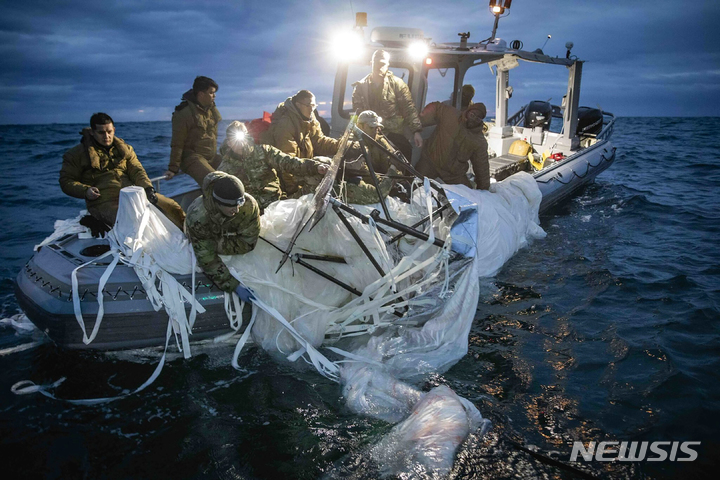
[0,118,718,479]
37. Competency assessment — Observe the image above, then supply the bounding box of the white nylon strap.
[11,319,174,405]
[70,249,118,345]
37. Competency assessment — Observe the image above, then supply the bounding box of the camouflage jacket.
[168,90,222,173]
[261,97,339,158]
[59,129,152,208]
[352,72,422,135]
[185,172,261,292]
[218,141,324,211]
[419,102,490,190]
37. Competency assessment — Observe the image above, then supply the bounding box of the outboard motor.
[576,107,603,136]
[523,101,553,130]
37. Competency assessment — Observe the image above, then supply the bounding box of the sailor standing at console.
[184,172,260,301]
[352,50,423,162]
[164,76,222,185]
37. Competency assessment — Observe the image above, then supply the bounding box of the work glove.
[144,186,159,205]
[234,284,256,303]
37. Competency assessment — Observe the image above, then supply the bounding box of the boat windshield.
[424,66,457,107]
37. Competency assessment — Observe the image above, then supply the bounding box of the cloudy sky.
[1,0,718,125]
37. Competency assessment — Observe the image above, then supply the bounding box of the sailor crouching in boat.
[164,76,222,186]
[221,121,394,211]
[59,112,186,230]
[353,110,394,175]
[184,172,260,302]
[218,121,330,213]
[415,101,491,190]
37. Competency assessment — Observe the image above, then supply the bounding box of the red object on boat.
[550,152,565,161]
[246,111,272,143]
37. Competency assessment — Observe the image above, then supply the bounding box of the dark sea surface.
[0,118,718,479]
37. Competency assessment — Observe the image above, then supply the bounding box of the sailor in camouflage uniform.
[184,172,260,299]
[219,121,329,212]
[221,122,394,211]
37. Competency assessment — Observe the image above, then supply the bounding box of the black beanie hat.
[212,176,246,206]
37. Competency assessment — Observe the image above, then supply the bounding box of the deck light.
[425,57,433,65]
[408,41,429,60]
[489,0,512,15]
[488,1,512,42]
[331,29,365,62]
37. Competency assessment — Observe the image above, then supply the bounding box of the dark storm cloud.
[0,0,717,124]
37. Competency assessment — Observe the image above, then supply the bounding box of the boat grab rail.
[149,175,169,193]
[595,111,616,142]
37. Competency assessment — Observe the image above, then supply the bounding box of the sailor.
[262,89,341,160]
[352,49,423,162]
[222,121,394,210]
[353,110,394,175]
[184,172,260,301]
[260,89,343,195]
[219,121,329,212]
[442,84,475,111]
[59,112,186,230]
[415,102,490,190]
[164,76,222,185]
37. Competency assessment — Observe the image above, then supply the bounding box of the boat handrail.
[507,106,526,126]
[596,111,616,142]
[149,175,169,193]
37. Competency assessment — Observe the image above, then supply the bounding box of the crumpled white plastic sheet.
[28,172,545,475]
[222,171,544,476]
[370,385,490,478]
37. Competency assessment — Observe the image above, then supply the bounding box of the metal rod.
[387,203,451,244]
[355,126,392,221]
[293,257,363,296]
[295,253,346,264]
[370,210,446,248]
[330,199,390,235]
[333,205,386,278]
[353,127,423,179]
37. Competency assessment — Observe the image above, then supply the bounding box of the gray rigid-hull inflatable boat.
[16,17,619,351]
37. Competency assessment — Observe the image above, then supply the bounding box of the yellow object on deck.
[509,139,532,156]
[528,152,544,171]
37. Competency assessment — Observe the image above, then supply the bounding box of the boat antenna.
[540,34,552,52]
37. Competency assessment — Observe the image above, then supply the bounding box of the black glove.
[145,186,159,205]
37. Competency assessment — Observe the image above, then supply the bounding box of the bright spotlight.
[408,41,428,60]
[331,30,365,62]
